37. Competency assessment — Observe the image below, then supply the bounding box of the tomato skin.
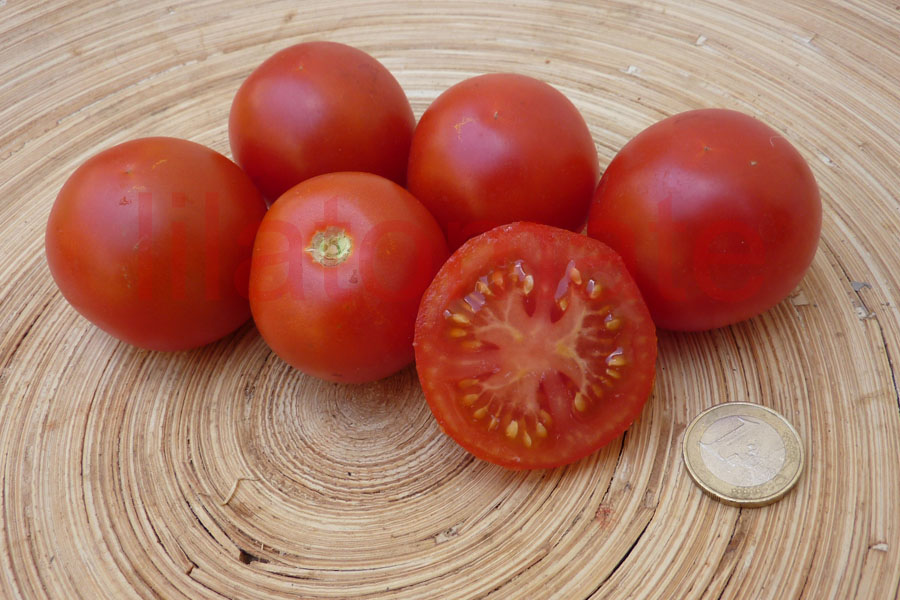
[587,109,821,331]
[249,172,449,383]
[45,137,267,351]
[415,222,657,469]
[407,73,599,249]
[229,41,415,201]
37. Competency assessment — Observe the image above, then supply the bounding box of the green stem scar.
[307,227,353,267]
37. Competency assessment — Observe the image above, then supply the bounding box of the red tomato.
[229,41,415,201]
[407,73,599,248]
[45,137,267,351]
[414,222,657,469]
[587,109,821,331]
[249,172,449,383]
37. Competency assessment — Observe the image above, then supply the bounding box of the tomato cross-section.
[414,222,657,469]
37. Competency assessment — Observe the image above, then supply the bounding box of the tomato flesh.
[415,222,657,469]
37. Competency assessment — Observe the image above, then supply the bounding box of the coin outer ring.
[682,402,804,508]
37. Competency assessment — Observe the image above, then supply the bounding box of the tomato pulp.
[414,222,657,469]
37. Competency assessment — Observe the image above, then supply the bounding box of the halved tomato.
[414,222,657,469]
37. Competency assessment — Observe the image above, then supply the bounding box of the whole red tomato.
[415,222,657,469]
[249,172,449,383]
[229,41,415,201]
[45,137,267,350]
[407,73,599,248]
[587,109,821,331]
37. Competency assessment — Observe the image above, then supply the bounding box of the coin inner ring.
[698,415,786,487]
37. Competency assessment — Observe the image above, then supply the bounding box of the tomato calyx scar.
[442,258,630,449]
[307,226,353,267]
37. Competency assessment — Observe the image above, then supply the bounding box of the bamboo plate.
[2,1,899,598]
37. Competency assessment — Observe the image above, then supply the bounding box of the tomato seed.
[607,354,627,367]
[569,266,582,285]
[523,274,534,295]
[522,431,533,448]
[573,392,588,412]
[449,312,471,325]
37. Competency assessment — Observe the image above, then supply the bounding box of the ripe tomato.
[587,109,821,331]
[407,73,599,248]
[414,222,657,469]
[249,172,449,383]
[229,41,415,201]
[45,137,267,351]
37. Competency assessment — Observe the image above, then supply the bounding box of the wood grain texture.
[2,1,899,598]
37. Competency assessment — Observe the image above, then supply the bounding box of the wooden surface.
[2,1,899,598]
